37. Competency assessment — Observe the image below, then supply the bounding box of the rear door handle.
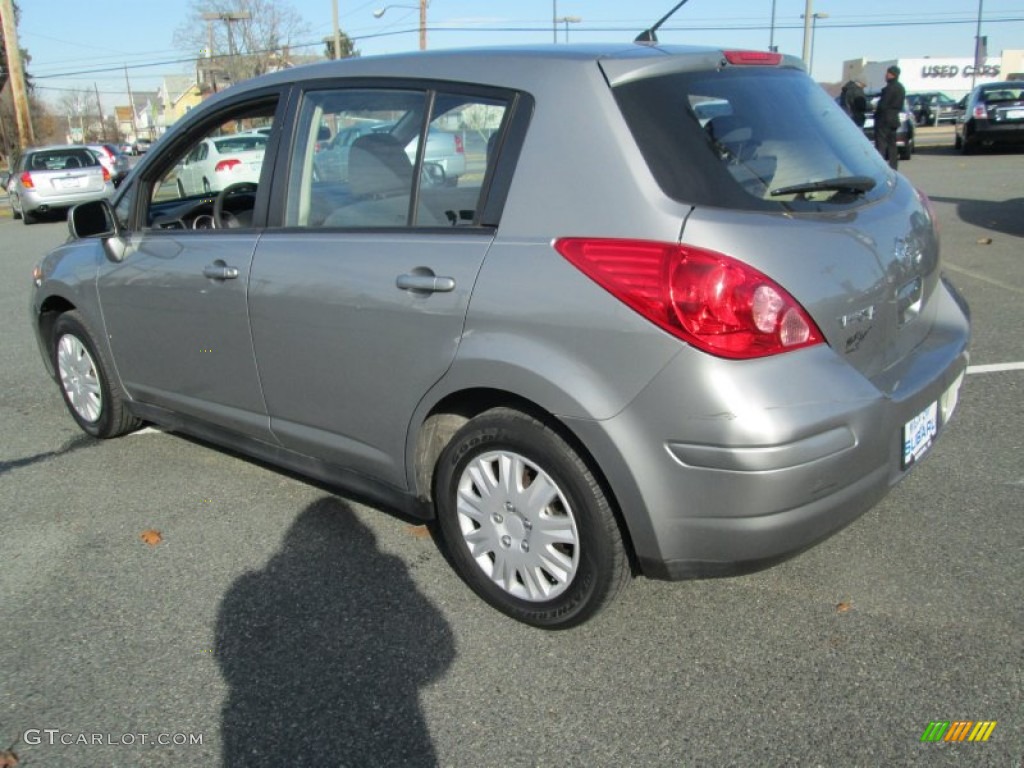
[203,263,240,280]
[396,273,456,293]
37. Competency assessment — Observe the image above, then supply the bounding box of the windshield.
[213,135,267,153]
[614,67,891,212]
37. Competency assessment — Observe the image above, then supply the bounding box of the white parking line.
[966,362,1024,375]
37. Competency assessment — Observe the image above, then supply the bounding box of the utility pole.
[1,0,35,148]
[202,11,252,81]
[124,65,138,143]
[801,0,813,66]
[332,0,342,60]
[94,83,106,141]
[419,0,427,51]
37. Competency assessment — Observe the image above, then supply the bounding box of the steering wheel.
[213,182,258,228]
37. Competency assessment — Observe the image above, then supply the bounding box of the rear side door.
[248,83,516,489]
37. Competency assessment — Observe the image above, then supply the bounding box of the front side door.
[97,94,282,439]
[248,85,513,489]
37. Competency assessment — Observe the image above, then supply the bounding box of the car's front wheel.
[435,408,630,628]
[51,311,141,438]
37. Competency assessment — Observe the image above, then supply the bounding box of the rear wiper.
[770,176,876,197]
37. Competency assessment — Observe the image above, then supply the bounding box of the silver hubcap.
[456,450,580,601]
[57,334,102,423]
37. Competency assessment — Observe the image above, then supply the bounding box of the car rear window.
[980,86,1024,102]
[28,149,101,171]
[613,67,891,212]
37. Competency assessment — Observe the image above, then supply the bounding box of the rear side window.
[614,67,891,212]
[285,87,509,229]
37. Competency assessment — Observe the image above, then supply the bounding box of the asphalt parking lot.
[1,137,1021,767]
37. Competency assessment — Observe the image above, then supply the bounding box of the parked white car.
[174,133,267,196]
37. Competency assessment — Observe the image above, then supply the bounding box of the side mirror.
[69,199,119,239]
[421,161,447,188]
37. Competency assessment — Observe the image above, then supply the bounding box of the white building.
[843,50,1024,98]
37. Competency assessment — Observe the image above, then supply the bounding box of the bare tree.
[174,0,311,87]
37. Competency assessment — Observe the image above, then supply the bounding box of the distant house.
[159,76,203,129]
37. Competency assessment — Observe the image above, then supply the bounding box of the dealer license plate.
[903,401,938,469]
[55,177,85,190]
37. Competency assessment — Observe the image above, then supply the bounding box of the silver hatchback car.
[30,44,970,628]
[11,145,115,224]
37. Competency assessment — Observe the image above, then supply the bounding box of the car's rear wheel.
[52,311,141,438]
[22,207,36,225]
[899,137,913,161]
[10,196,21,220]
[435,408,630,628]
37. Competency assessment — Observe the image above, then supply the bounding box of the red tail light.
[554,238,823,359]
[973,105,988,119]
[215,158,241,173]
[101,166,111,182]
[724,50,782,66]
[454,134,464,154]
[20,171,34,189]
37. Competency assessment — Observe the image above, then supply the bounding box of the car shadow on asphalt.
[926,194,1024,238]
[215,497,455,767]
[0,433,97,477]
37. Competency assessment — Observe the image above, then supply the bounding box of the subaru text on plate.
[30,41,969,628]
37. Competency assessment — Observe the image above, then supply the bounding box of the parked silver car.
[10,145,114,224]
[30,44,969,628]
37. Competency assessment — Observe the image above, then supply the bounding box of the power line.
[24,14,1024,84]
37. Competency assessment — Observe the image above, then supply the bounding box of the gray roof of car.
[214,43,801,97]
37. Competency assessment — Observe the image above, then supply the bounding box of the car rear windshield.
[614,67,891,212]
[980,85,1024,102]
[28,149,101,171]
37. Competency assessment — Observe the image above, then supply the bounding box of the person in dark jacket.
[840,80,867,126]
[874,65,906,169]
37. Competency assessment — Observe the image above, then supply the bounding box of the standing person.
[840,79,868,127]
[874,65,906,169]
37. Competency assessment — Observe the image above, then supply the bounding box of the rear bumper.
[20,187,112,214]
[565,278,970,581]
[964,121,1024,146]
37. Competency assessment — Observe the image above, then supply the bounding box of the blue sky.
[16,0,1024,106]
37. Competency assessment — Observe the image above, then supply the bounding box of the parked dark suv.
[907,91,959,125]
[31,44,969,627]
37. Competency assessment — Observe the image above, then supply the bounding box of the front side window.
[615,67,891,212]
[286,87,508,228]
[144,100,276,229]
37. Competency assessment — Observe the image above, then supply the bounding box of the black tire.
[954,133,962,150]
[899,139,913,161]
[10,196,22,220]
[51,311,141,438]
[434,408,630,629]
[22,207,36,225]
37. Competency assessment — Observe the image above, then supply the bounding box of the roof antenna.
[635,0,693,43]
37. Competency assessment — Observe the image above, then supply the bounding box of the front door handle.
[203,262,240,280]
[396,273,456,293]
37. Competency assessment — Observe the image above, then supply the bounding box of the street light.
[555,16,582,43]
[800,12,829,78]
[373,2,428,50]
